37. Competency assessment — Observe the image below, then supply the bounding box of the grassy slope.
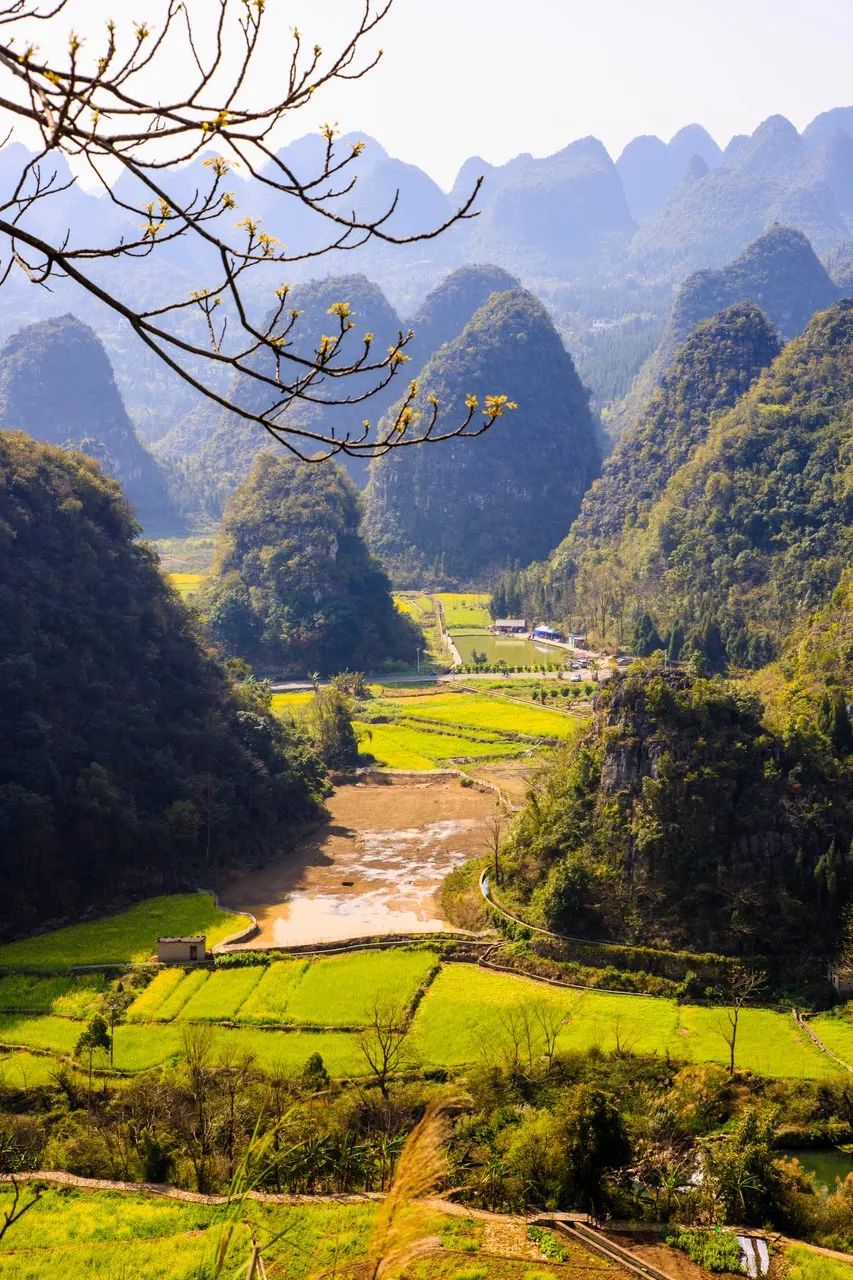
[0,894,249,970]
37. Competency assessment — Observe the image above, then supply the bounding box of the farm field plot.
[435,591,492,630]
[393,591,435,621]
[0,1187,378,1280]
[353,720,436,769]
[0,1013,82,1056]
[410,966,839,1079]
[271,690,314,715]
[0,894,249,969]
[132,951,436,1030]
[283,949,437,1027]
[809,1012,853,1065]
[238,958,310,1022]
[174,966,265,1022]
[392,692,587,740]
[358,720,529,770]
[167,571,205,600]
[125,968,188,1022]
[0,1049,63,1087]
[677,1005,837,1078]
[130,968,208,1022]
[0,1186,627,1280]
[0,973,106,1016]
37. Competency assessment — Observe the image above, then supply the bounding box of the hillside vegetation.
[0,433,325,937]
[0,314,177,533]
[365,288,600,584]
[501,668,853,956]
[204,451,418,675]
[619,300,852,660]
[612,225,839,437]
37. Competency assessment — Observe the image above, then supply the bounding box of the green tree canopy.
[205,451,418,676]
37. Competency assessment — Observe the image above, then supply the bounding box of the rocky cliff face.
[0,314,178,533]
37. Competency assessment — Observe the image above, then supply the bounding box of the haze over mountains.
[0,104,851,593]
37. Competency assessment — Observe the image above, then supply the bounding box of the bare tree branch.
[0,0,512,462]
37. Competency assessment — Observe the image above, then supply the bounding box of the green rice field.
[0,896,841,1085]
[391,692,585,739]
[355,719,530,770]
[435,591,492,631]
[0,894,249,970]
[124,948,435,1029]
[410,967,841,1080]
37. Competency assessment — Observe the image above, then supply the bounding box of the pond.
[781,1148,853,1192]
[453,631,571,667]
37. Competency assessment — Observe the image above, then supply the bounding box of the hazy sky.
[263,0,853,188]
[14,0,853,191]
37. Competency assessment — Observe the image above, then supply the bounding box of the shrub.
[666,1226,744,1273]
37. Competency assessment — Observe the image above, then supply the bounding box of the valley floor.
[217,776,497,946]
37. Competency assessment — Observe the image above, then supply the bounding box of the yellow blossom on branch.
[484,394,517,417]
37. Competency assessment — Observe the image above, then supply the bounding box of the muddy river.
[219,777,497,945]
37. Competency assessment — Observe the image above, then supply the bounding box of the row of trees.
[6,1000,853,1240]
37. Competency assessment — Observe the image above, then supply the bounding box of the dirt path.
[218,778,498,947]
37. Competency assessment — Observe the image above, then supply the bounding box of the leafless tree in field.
[356,997,410,1097]
[715,964,767,1075]
[0,0,513,462]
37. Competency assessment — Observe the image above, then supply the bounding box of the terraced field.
[0,893,840,1083]
[354,719,531,770]
[389,691,584,739]
[271,680,588,770]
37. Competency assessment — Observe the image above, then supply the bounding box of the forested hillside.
[564,303,781,548]
[629,114,853,279]
[204,452,418,674]
[0,315,177,534]
[364,288,600,584]
[612,226,840,437]
[0,434,325,937]
[612,299,852,663]
[406,264,520,368]
[753,568,853,735]
[503,667,853,956]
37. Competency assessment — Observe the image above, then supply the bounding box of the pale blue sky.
[16,0,853,191]
[270,0,853,187]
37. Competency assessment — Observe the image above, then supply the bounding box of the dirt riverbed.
[219,776,498,946]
